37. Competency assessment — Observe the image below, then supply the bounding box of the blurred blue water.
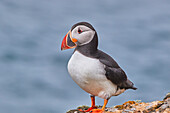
[0,0,170,113]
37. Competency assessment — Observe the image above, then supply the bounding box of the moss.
[123,101,136,105]
[114,105,124,110]
[67,93,170,113]
[135,100,142,103]
[163,92,170,100]
[77,105,90,110]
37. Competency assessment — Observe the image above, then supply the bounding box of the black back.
[73,22,137,90]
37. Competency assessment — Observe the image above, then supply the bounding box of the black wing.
[97,50,137,90]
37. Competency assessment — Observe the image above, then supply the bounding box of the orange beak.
[61,30,78,50]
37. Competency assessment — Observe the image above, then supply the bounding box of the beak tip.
[61,46,65,51]
[61,30,76,51]
[61,48,64,51]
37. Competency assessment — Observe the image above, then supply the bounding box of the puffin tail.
[131,86,137,90]
[126,79,137,90]
[120,79,137,90]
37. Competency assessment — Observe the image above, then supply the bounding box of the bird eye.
[78,28,82,34]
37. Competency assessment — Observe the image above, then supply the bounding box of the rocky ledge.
[67,93,170,113]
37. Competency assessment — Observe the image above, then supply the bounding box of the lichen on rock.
[67,93,170,113]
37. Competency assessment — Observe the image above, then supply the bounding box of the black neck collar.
[75,33,98,57]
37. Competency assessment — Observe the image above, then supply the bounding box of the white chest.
[67,51,124,99]
[67,51,106,86]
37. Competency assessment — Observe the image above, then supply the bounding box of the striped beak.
[61,30,77,50]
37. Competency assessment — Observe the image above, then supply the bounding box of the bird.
[61,22,137,113]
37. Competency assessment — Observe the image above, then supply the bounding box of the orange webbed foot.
[90,99,108,113]
[90,109,104,113]
[78,106,97,112]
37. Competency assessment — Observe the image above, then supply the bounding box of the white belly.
[67,51,124,99]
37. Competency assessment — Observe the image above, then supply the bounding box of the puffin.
[61,22,137,113]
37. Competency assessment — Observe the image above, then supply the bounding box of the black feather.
[73,22,137,90]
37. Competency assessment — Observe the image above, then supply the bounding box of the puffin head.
[61,22,98,50]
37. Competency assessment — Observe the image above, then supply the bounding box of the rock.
[67,93,170,113]
[66,109,84,113]
[164,93,170,100]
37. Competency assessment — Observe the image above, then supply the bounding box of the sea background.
[0,0,170,113]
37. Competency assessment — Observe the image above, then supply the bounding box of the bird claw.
[78,106,97,112]
[90,109,104,113]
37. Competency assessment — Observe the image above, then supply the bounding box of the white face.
[71,25,95,46]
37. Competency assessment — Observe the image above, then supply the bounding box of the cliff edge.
[67,93,170,113]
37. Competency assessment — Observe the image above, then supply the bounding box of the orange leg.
[91,95,96,107]
[78,95,97,112]
[91,99,108,113]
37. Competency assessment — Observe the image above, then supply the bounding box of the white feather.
[71,25,95,46]
[68,51,125,99]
